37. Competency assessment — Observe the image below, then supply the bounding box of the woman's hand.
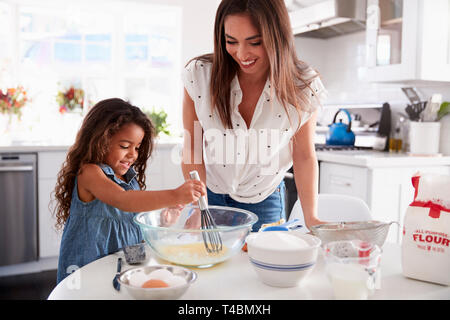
[305,216,325,230]
[174,180,206,205]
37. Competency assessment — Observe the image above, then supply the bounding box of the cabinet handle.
[0,166,34,172]
[330,177,352,187]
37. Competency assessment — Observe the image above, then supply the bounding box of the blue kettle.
[326,109,355,146]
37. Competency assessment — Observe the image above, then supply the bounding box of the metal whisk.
[189,171,223,254]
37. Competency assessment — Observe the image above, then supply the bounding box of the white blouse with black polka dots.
[182,59,327,203]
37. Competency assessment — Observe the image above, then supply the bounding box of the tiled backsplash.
[295,31,450,113]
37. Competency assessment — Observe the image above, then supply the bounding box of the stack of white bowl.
[245,231,321,287]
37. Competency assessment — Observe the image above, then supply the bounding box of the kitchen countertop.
[47,242,450,300]
[0,144,71,153]
[2,141,450,169]
[316,150,450,168]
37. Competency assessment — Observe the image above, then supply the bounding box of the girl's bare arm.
[77,164,205,212]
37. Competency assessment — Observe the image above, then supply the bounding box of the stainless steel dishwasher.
[0,153,38,266]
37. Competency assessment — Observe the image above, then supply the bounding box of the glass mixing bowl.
[134,205,258,268]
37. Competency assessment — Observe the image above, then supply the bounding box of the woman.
[181,0,327,231]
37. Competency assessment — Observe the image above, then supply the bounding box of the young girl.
[54,98,205,283]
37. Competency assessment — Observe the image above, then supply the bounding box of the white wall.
[295,31,450,113]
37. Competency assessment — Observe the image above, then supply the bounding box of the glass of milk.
[323,240,382,300]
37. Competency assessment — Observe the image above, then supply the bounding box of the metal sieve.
[310,220,399,247]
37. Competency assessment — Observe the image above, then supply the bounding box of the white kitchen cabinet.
[38,179,63,258]
[145,148,165,190]
[38,151,66,258]
[145,143,184,190]
[319,161,450,243]
[365,0,450,82]
[319,162,369,201]
[161,144,185,189]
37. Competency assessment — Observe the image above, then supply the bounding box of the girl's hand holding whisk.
[174,179,206,205]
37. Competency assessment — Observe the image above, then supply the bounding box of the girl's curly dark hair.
[53,98,155,230]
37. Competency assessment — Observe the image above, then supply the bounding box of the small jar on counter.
[389,115,408,153]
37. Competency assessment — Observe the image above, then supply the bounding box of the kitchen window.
[0,0,182,144]
[0,3,13,86]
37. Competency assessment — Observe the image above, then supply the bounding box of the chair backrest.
[288,193,372,232]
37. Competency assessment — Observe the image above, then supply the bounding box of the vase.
[60,110,84,144]
[0,115,13,144]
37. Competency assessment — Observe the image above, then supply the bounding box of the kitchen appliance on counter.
[0,153,38,266]
[315,103,391,151]
[325,109,356,146]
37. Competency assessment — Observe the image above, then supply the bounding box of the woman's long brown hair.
[53,98,155,230]
[190,0,321,130]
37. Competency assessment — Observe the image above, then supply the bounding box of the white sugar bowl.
[246,231,321,287]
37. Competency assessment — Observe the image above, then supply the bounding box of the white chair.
[288,193,372,232]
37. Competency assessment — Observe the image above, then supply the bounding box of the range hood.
[287,0,367,39]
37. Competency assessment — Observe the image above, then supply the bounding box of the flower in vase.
[59,105,68,114]
[56,86,85,114]
[0,85,29,119]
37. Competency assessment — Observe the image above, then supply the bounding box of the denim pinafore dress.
[56,164,143,284]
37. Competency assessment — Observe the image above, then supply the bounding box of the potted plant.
[437,101,449,120]
[438,101,450,156]
[145,107,170,137]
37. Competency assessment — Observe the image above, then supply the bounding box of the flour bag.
[401,173,450,286]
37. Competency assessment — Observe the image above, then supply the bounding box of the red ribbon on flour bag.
[410,176,450,219]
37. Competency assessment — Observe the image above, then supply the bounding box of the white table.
[48,242,450,300]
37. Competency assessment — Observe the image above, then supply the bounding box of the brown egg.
[141,279,169,288]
